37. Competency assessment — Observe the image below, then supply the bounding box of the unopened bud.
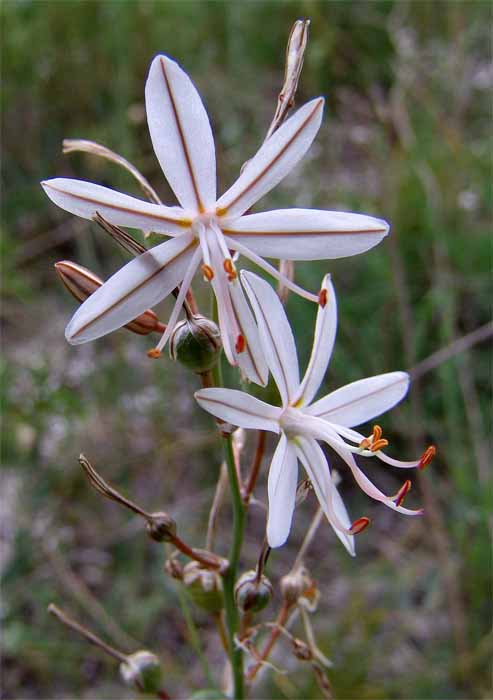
[169,315,221,373]
[235,570,273,614]
[281,566,316,608]
[120,650,163,694]
[164,557,184,580]
[292,638,312,661]
[182,561,224,613]
[146,512,177,543]
[55,261,164,336]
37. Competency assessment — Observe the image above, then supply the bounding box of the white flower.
[42,54,389,384]
[196,272,435,554]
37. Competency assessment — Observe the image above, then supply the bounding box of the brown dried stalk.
[79,455,226,572]
[63,139,162,204]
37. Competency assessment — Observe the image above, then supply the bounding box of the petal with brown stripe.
[145,55,216,212]
[222,208,389,260]
[216,98,324,218]
[65,234,197,344]
[42,178,190,235]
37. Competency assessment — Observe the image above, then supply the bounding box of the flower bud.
[235,570,273,614]
[146,512,177,543]
[55,261,164,336]
[292,638,312,661]
[169,315,221,373]
[182,561,223,612]
[120,650,163,695]
[280,566,318,609]
[164,557,184,580]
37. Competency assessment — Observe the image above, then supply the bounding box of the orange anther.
[147,348,162,359]
[394,479,411,507]
[216,206,228,218]
[223,259,237,281]
[200,264,214,281]
[372,425,382,442]
[318,288,328,307]
[370,438,389,453]
[349,517,371,535]
[359,438,371,450]
[235,334,246,353]
[419,445,436,470]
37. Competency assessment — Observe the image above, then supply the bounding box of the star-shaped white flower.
[42,54,389,384]
[196,272,434,554]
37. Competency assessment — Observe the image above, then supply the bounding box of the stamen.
[419,445,436,470]
[394,479,411,507]
[235,334,246,354]
[200,264,214,282]
[370,438,389,452]
[223,258,237,281]
[216,205,228,218]
[360,425,388,452]
[372,425,382,442]
[318,288,328,307]
[349,517,371,535]
[147,348,162,359]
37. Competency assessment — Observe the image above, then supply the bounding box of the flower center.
[191,212,218,239]
[279,406,304,438]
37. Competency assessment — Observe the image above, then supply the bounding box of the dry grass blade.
[63,139,162,204]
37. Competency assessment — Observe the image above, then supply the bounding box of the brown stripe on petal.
[222,227,386,237]
[159,58,204,213]
[312,376,407,419]
[44,182,191,228]
[244,281,291,397]
[219,99,323,213]
[71,240,197,339]
[198,395,269,422]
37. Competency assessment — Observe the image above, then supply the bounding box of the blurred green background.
[1,1,491,698]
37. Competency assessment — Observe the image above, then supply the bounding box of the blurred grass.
[1,1,492,699]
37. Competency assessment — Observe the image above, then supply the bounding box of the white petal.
[229,279,269,386]
[65,234,197,344]
[241,271,300,405]
[41,178,190,235]
[295,436,355,556]
[293,274,337,407]
[307,372,410,427]
[194,388,281,432]
[222,208,389,260]
[145,55,216,212]
[267,435,298,548]
[216,98,324,218]
[223,234,319,303]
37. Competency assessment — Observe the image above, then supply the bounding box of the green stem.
[222,434,245,699]
[213,360,246,699]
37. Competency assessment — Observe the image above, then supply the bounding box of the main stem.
[222,433,245,698]
[213,362,246,699]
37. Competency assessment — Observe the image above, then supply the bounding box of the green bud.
[183,561,224,613]
[235,570,273,614]
[120,650,163,695]
[169,315,221,373]
[146,512,177,543]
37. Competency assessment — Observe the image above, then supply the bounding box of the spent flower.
[196,272,434,554]
[42,54,389,384]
